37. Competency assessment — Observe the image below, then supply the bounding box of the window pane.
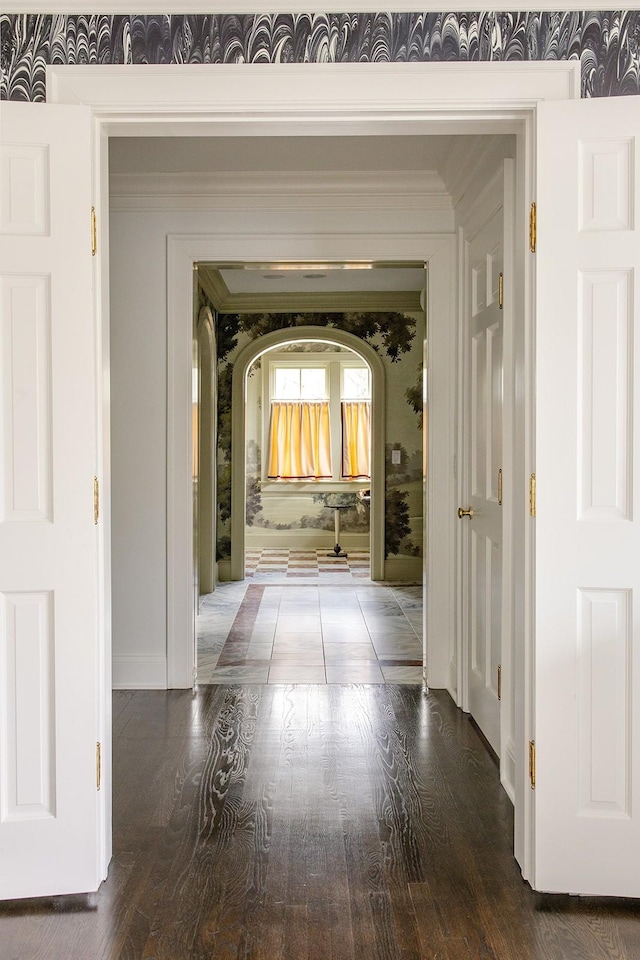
[274,367,300,399]
[300,368,326,399]
[342,367,370,400]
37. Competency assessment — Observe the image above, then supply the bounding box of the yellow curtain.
[342,401,371,479]
[268,401,332,479]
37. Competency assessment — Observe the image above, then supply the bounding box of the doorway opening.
[108,117,523,858]
[191,262,427,683]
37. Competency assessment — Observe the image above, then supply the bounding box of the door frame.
[167,231,454,691]
[48,59,581,888]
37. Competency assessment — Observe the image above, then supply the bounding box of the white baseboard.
[449,657,459,703]
[112,655,167,689]
[501,738,517,804]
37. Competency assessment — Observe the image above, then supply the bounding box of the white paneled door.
[462,168,506,755]
[535,96,640,896]
[0,103,101,898]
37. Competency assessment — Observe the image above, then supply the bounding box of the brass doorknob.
[457,506,473,519]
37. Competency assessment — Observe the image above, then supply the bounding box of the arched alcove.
[230,326,386,580]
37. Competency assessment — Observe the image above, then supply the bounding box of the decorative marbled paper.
[1,12,639,101]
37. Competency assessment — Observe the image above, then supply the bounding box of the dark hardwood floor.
[2,685,640,959]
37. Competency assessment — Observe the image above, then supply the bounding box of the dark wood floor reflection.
[2,686,640,959]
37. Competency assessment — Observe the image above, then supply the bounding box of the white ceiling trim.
[199,288,423,314]
[7,2,639,12]
[440,134,515,208]
[109,169,454,213]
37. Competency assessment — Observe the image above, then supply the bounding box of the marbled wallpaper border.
[1,12,640,101]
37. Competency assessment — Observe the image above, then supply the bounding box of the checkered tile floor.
[245,549,370,580]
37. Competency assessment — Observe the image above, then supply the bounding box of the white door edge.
[93,119,113,884]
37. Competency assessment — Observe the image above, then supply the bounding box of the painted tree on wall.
[405,364,423,430]
[233,311,417,359]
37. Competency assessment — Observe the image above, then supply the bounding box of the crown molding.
[440,134,514,208]
[198,268,229,309]
[197,274,422,314]
[109,170,452,214]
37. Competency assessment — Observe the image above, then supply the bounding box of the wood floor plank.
[3,685,640,960]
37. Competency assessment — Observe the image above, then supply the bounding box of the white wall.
[109,153,455,688]
[110,214,168,688]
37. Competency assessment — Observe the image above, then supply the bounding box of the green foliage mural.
[245,475,263,527]
[384,488,413,557]
[231,311,417,362]
[405,364,424,431]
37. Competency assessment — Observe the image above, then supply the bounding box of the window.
[273,366,327,400]
[342,366,370,401]
[341,366,371,480]
[264,353,371,484]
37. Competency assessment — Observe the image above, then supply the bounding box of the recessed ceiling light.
[303,273,327,280]
[263,274,284,280]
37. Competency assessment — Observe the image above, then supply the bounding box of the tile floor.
[245,547,371,580]
[198,552,423,685]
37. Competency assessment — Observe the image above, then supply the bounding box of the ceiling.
[198,262,426,313]
[109,134,456,175]
[110,132,483,313]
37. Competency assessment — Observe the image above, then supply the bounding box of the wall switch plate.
[391,449,401,464]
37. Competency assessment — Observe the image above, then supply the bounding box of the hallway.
[2,685,639,959]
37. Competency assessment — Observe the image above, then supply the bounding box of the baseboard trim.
[112,655,167,689]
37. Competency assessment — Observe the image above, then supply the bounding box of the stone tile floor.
[245,547,372,580]
[198,553,423,684]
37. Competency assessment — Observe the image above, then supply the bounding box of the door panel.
[0,102,100,898]
[464,179,505,753]
[535,95,640,896]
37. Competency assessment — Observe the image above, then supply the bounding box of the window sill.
[260,480,368,494]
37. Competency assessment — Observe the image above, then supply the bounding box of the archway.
[230,326,386,581]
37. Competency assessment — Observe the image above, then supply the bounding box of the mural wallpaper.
[203,301,425,569]
[2,12,640,102]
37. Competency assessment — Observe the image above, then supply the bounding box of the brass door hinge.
[91,206,97,257]
[498,468,503,506]
[96,741,102,790]
[529,740,536,789]
[529,473,536,518]
[497,664,502,701]
[94,476,99,525]
[498,272,504,309]
[529,202,537,254]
